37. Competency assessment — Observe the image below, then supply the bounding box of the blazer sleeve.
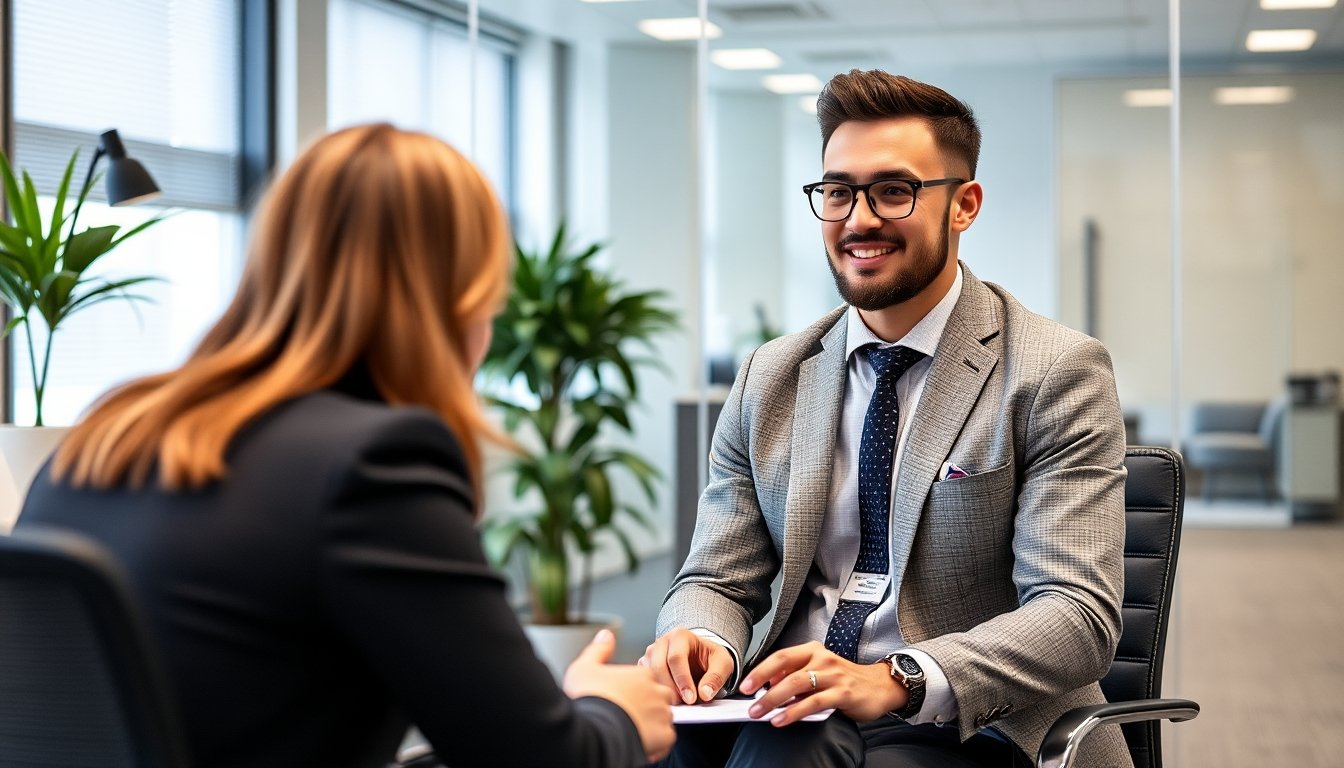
[315,409,645,768]
[656,348,781,661]
[913,335,1128,742]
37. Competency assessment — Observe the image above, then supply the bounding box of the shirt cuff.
[690,627,741,697]
[899,647,958,726]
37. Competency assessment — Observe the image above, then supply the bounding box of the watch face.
[897,655,922,676]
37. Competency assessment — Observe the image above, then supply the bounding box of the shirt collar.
[845,263,963,362]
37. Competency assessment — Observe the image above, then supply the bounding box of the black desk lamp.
[67,128,161,237]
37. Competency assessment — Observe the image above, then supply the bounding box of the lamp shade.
[98,129,160,206]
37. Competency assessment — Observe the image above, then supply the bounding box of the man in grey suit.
[643,70,1131,768]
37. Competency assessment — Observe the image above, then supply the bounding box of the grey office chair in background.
[0,528,191,768]
[1184,400,1284,500]
[1036,446,1199,768]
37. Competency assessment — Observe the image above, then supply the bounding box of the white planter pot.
[0,426,73,534]
[522,613,623,683]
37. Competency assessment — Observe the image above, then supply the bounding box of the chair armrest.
[1036,698,1200,768]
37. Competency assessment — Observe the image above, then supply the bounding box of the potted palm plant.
[480,223,677,668]
[0,142,163,531]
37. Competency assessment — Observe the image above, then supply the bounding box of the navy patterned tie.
[823,344,927,661]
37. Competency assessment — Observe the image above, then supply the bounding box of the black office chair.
[0,528,191,768]
[1036,446,1199,768]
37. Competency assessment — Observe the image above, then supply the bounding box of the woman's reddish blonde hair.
[53,124,510,502]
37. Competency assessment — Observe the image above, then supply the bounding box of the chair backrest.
[1103,447,1186,768]
[1258,399,1287,454]
[1188,402,1264,434]
[0,528,191,768]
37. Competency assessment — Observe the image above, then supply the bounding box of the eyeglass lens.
[809,180,916,221]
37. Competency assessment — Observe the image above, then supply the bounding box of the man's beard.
[827,208,950,311]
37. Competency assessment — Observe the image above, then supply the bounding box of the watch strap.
[883,652,926,720]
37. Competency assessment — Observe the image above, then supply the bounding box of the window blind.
[13,0,241,208]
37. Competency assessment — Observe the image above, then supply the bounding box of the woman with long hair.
[16,124,674,767]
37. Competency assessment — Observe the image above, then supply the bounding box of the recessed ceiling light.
[1214,85,1296,105]
[1260,0,1336,9]
[763,74,823,94]
[1123,89,1173,107]
[637,17,722,41]
[1245,28,1317,52]
[711,48,782,70]
[799,96,818,114]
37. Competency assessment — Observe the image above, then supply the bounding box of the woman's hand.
[564,629,677,762]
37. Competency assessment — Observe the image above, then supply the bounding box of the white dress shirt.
[772,264,963,725]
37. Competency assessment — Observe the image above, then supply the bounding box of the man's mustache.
[836,233,904,250]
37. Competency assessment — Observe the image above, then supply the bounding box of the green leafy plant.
[0,150,163,426]
[481,223,678,626]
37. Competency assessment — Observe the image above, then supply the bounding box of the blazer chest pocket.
[925,462,1016,528]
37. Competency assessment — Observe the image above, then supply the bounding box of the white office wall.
[563,40,611,246]
[707,91,786,361]
[598,44,701,563]
[928,66,1059,318]
[513,36,563,241]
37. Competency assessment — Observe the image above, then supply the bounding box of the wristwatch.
[881,652,926,720]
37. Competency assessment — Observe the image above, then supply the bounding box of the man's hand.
[640,627,736,704]
[739,641,908,726]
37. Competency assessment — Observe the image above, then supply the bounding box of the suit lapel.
[889,267,1001,593]
[762,312,848,654]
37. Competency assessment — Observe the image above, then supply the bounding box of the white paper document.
[671,691,836,725]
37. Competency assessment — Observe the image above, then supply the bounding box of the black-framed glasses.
[802,177,965,222]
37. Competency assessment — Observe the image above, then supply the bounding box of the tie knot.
[865,345,926,382]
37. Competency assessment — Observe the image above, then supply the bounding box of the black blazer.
[17,385,643,768]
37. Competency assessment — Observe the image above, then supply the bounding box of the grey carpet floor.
[1166,523,1344,767]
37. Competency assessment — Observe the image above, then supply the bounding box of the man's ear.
[950,181,983,232]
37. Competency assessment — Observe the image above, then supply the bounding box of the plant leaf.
[2,314,26,339]
[61,276,160,318]
[108,212,169,250]
[478,221,676,595]
[582,465,613,526]
[609,526,642,574]
[19,171,49,268]
[47,151,78,251]
[60,225,120,276]
[481,519,533,568]
[0,154,30,235]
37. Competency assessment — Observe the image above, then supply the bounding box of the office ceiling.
[492,0,1344,91]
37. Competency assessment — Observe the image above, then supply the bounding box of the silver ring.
[808,670,818,691]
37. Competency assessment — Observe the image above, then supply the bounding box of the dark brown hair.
[817,69,981,179]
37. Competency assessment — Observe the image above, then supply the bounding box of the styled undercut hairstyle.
[817,69,982,179]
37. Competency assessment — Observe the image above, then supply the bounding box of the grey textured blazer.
[658,264,1132,767]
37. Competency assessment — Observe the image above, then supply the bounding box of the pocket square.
[939,462,970,481]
